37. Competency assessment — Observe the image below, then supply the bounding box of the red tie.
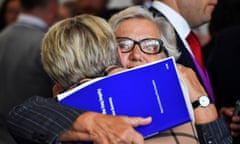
[186,31,204,71]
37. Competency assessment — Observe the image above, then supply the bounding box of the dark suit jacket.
[7,96,232,144]
[0,21,53,143]
[206,26,240,110]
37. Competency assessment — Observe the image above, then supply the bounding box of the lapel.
[149,6,165,17]
[175,32,206,88]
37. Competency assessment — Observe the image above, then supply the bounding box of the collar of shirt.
[17,14,48,31]
[151,1,193,55]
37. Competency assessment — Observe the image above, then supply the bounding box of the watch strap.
[192,96,212,109]
[192,100,201,109]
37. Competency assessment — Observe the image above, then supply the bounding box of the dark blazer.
[206,26,240,110]
[7,96,84,144]
[0,21,53,143]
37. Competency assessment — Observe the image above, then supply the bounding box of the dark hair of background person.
[0,0,21,31]
[203,0,240,62]
[209,0,240,38]
[58,0,79,20]
[20,0,53,9]
[132,0,153,8]
[74,0,124,20]
[19,0,59,27]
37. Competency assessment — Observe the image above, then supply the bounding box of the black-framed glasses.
[117,37,165,54]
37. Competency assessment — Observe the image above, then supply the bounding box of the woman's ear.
[52,82,64,97]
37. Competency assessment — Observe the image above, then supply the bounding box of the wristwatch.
[192,96,211,109]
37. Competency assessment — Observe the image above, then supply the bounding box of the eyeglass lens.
[117,37,164,54]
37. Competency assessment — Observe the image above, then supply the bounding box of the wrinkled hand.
[220,107,240,137]
[59,112,152,144]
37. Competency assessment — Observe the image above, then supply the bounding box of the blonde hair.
[109,6,180,59]
[42,14,121,89]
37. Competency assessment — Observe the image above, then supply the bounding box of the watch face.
[199,96,210,107]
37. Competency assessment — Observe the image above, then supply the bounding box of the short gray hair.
[109,6,180,59]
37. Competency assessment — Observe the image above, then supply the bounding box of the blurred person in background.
[132,0,153,8]
[203,0,240,142]
[58,0,78,20]
[75,0,122,20]
[0,0,58,143]
[193,23,211,47]
[0,0,21,32]
[208,26,240,144]
[203,0,240,61]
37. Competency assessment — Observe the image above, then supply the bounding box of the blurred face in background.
[5,0,21,25]
[76,0,109,15]
[58,4,71,20]
[58,1,77,20]
[44,0,59,26]
[177,0,217,28]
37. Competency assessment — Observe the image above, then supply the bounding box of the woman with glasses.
[109,6,199,144]
[109,6,231,144]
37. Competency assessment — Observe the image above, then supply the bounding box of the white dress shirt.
[152,1,194,56]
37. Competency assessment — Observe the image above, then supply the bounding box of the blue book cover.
[57,57,191,138]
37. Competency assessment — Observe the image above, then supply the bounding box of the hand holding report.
[57,57,191,138]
